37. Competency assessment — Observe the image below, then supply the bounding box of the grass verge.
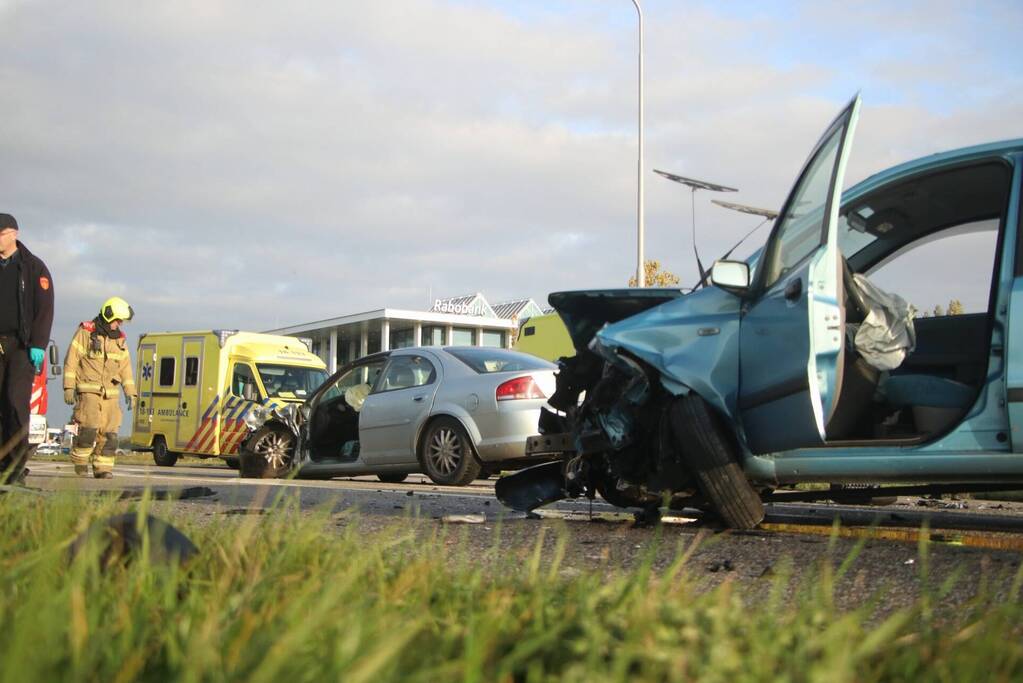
[1,491,1022,681]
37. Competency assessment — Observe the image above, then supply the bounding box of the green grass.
[1,493,1022,682]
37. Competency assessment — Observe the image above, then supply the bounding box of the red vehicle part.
[30,359,47,415]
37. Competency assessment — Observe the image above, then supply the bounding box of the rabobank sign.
[432,300,489,316]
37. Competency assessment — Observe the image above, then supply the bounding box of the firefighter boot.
[71,427,97,477]
[93,432,117,479]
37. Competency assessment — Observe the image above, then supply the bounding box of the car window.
[320,359,387,402]
[374,355,436,393]
[761,119,846,289]
[865,222,998,317]
[445,347,556,374]
[840,161,1010,318]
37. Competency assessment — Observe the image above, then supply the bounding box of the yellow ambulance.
[130,330,328,467]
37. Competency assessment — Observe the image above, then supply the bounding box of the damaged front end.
[243,402,302,437]
[242,403,307,460]
[496,286,744,513]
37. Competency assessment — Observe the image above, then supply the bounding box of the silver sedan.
[239,346,557,485]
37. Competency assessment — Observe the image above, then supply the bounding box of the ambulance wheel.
[240,425,294,479]
[152,437,178,467]
[222,456,240,470]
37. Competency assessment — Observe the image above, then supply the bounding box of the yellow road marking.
[760,522,1023,551]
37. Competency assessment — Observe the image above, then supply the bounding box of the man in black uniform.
[0,213,54,484]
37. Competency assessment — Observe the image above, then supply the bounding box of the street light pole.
[631,0,645,287]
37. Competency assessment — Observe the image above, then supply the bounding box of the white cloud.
[1,0,1019,428]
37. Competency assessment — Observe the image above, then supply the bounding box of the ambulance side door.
[175,336,205,449]
[134,343,157,437]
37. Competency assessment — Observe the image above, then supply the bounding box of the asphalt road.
[25,459,1023,529]
[25,459,609,519]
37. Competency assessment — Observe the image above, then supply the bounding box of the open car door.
[737,96,860,453]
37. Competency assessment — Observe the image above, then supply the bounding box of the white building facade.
[267,293,545,373]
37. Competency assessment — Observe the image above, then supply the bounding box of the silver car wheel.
[427,427,463,475]
[254,430,293,470]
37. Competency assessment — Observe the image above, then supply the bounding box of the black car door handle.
[784,278,802,301]
[413,395,425,402]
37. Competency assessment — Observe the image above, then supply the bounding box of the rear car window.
[445,347,555,374]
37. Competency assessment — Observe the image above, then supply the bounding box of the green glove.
[29,347,44,373]
[64,389,75,405]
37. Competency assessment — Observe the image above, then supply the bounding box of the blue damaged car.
[496,96,1023,528]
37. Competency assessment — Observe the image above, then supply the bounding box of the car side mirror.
[711,260,751,295]
[48,343,59,366]
[243,383,256,401]
[51,366,62,377]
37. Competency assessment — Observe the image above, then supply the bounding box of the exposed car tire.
[222,456,240,470]
[239,425,295,479]
[670,395,764,529]
[377,473,409,483]
[152,437,179,467]
[419,418,481,486]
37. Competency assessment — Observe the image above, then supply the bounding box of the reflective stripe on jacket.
[63,324,136,399]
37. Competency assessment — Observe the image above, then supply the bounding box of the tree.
[628,260,681,288]
[933,304,944,317]
[947,299,964,315]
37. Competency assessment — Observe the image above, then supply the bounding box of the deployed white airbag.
[848,273,917,371]
[344,383,371,412]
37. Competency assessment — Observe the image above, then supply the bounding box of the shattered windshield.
[256,364,329,400]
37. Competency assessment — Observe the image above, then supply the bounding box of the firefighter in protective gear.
[64,297,136,478]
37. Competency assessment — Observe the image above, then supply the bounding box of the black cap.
[0,214,18,231]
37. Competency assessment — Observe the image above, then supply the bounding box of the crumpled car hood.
[591,285,743,419]
[549,288,687,353]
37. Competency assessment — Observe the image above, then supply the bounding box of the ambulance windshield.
[256,364,329,400]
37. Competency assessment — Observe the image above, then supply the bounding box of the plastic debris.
[441,513,486,524]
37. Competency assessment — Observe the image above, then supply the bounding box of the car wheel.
[377,472,409,484]
[419,418,481,486]
[669,395,764,529]
[239,425,294,479]
[152,437,179,467]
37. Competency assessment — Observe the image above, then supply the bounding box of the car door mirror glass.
[711,260,750,293]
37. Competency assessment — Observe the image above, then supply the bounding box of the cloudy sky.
[2,0,1021,427]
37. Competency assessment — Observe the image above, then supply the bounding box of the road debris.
[68,512,198,567]
[442,513,486,524]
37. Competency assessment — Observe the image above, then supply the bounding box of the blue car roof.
[843,138,1023,202]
